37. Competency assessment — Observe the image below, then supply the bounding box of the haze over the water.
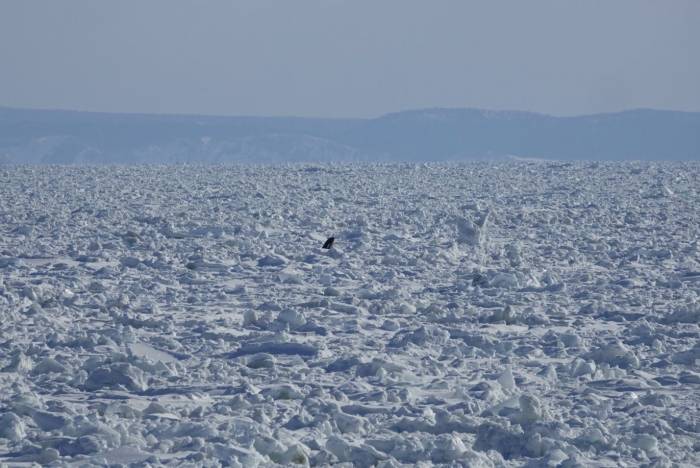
[1,0,699,118]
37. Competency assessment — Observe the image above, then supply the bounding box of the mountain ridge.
[1,106,698,163]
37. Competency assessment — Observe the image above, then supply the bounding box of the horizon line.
[1,104,698,121]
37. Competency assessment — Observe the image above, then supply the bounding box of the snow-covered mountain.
[1,106,698,163]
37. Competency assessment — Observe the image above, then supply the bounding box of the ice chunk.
[0,412,26,442]
[31,410,71,431]
[246,353,276,369]
[2,351,33,373]
[474,422,531,459]
[388,325,450,348]
[32,357,68,375]
[85,363,148,392]
[498,366,517,392]
[258,254,287,267]
[490,272,520,289]
[277,309,307,328]
[570,358,597,377]
[262,384,304,400]
[120,256,141,268]
[585,342,639,369]
[631,434,660,456]
[429,434,468,463]
[516,394,543,424]
[227,341,318,358]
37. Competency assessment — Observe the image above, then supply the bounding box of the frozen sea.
[1,162,699,467]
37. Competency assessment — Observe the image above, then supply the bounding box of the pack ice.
[0,162,699,466]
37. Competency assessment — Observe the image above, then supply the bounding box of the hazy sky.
[1,0,698,118]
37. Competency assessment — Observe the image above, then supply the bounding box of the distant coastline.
[1,107,698,163]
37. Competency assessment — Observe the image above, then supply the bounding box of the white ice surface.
[0,162,699,466]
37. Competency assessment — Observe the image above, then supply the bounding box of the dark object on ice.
[322,237,335,249]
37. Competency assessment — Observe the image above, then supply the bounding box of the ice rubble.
[0,162,699,466]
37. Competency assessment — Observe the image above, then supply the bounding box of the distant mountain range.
[1,106,698,163]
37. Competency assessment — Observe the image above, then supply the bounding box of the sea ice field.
[1,162,699,467]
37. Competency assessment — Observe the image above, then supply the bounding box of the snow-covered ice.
[1,162,699,466]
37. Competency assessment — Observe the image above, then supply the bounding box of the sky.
[1,0,698,118]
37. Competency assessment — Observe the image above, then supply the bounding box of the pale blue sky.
[1,0,698,117]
